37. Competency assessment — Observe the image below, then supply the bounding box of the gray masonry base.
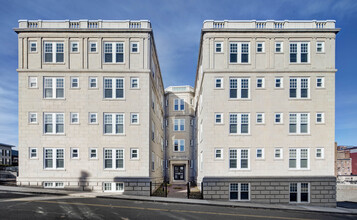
[17,177,156,196]
[202,176,336,207]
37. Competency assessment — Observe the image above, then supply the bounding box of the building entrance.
[174,165,185,180]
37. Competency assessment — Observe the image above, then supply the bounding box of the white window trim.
[229,183,250,201]
[89,148,98,159]
[215,78,223,89]
[89,42,97,53]
[70,113,79,124]
[229,113,250,135]
[89,77,98,89]
[316,77,325,88]
[29,147,38,159]
[29,76,38,88]
[130,113,140,125]
[289,42,310,63]
[275,42,283,53]
[43,77,65,99]
[104,78,125,99]
[289,183,310,204]
[229,148,250,170]
[289,113,310,134]
[29,41,37,53]
[229,42,250,64]
[288,148,310,170]
[256,42,265,53]
[71,42,79,53]
[103,113,125,135]
[316,112,325,124]
[130,77,140,89]
[103,148,125,170]
[315,148,325,159]
[173,139,185,152]
[43,113,64,134]
[130,148,139,160]
[256,113,265,124]
[229,78,250,99]
[289,78,310,99]
[173,98,185,111]
[215,148,223,160]
[130,42,139,53]
[173,119,185,131]
[71,148,79,159]
[256,78,265,89]
[29,112,38,124]
[103,42,125,63]
[256,148,265,160]
[43,148,65,170]
[70,77,79,89]
[215,113,223,124]
[274,77,283,89]
[274,113,284,124]
[274,148,283,160]
[215,42,223,53]
[103,182,124,192]
[316,42,325,53]
[43,182,64,189]
[43,42,64,63]
[89,113,98,124]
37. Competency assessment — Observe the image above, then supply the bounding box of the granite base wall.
[202,176,336,207]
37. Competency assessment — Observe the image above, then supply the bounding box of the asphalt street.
[0,191,355,220]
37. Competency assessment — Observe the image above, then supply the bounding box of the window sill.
[103,62,125,65]
[229,199,251,202]
[88,123,99,125]
[274,52,284,54]
[29,51,38,54]
[289,63,311,65]
[103,98,126,101]
[256,123,265,125]
[43,62,66,65]
[89,51,98,54]
[214,88,224,90]
[29,158,39,160]
[274,158,283,160]
[316,87,326,90]
[228,98,252,101]
[256,88,266,90]
[274,87,284,90]
[288,169,311,171]
[130,87,141,90]
[255,158,265,161]
[28,87,39,89]
[229,134,251,136]
[288,98,311,101]
[43,134,66,136]
[103,134,126,136]
[229,169,251,171]
[43,169,66,171]
[316,123,326,125]
[229,62,251,65]
[130,123,140,126]
[28,123,39,125]
[274,123,284,125]
[214,123,225,125]
[89,158,99,160]
[70,88,81,90]
[214,158,224,161]
[288,134,311,136]
[88,87,99,90]
[103,169,126,171]
[43,98,66,100]
[70,51,80,54]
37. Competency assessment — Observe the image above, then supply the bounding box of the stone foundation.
[201,176,336,207]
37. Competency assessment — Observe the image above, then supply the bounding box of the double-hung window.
[130,113,139,124]
[30,42,37,52]
[275,78,283,88]
[44,148,64,169]
[71,148,79,159]
[44,113,64,134]
[274,113,283,124]
[104,78,124,99]
[104,113,124,134]
[289,42,309,63]
[316,42,324,53]
[215,113,223,124]
[215,78,223,88]
[274,148,283,159]
[71,42,79,53]
[256,148,264,159]
[90,148,97,159]
[316,113,324,123]
[130,78,139,89]
[130,149,139,159]
[29,77,38,88]
[289,113,309,134]
[290,183,309,203]
[215,149,223,159]
[89,42,97,52]
[44,77,64,99]
[89,77,97,88]
[256,113,264,124]
[229,78,250,99]
[230,183,250,201]
[229,42,250,63]
[29,112,37,124]
[316,148,324,159]
[316,77,324,88]
[229,149,249,169]
[289,78,309,98]
[256,78,264,88]
[173,119,185,131]
[130,42,139,53]
[173,139,185,152]
[104,149,124,169]
[30,148,37,159]
[275,42,283,53]
[174,99,185,111]
[89,113,97,124]
[44,42,64,63]
[71,77,79,88]
[289,148,309,169]
[256,42,264,53]
[215,42,223,53]
[70,113,79,124]
[229,113,249,134]
[104,42,124,63]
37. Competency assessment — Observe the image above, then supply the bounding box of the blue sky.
[0,0,356,147]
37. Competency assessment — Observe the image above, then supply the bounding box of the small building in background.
[11,150,18,166]
[0,143,14,166]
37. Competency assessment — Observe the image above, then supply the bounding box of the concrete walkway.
[167,184,187,198]
[1,185,357,215]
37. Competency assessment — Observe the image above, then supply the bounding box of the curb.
[0,189,71,196]
[96,195,357,215]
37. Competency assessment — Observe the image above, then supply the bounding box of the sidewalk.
[1,185,356,215]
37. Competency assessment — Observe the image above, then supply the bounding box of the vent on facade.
[129,22,141,28]
[316,22,326,29]
[256,22,266,29]
[28,22,38,28]
[70,22,80,29]
[88,22,98,28]
[274,22,284,29]
[213,22,224,28]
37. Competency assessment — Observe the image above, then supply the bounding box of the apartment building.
[15,20,165,195]
[0,143,13,166]
[194,20,339,207]
[164,86,196,183]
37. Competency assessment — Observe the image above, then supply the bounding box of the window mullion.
[238,149,241,169]
[238,43,241,64]
[112,149,115,169]
[112,43,116,63]
[53,149,57,169]
[238,183,241,201]
[112,114,116,134]
[297,183,301,203]
[52,78,56,98]
[52,113,56,134]
[298,43,301,63]
[238,79,241,99]
[297,149,301,169]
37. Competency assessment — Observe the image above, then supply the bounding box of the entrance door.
[174,165,185,180]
